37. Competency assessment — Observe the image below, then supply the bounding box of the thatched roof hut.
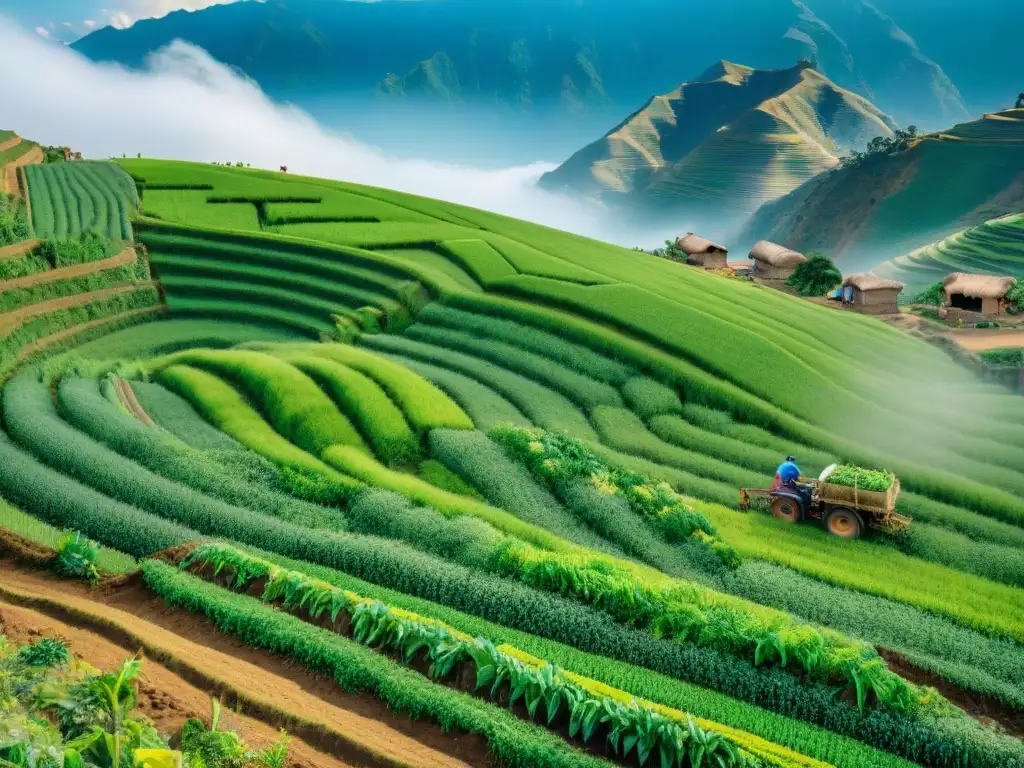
[675,233,728,269]
[749,241,806,280]
[942,273,1017,315]
[841,274,904,314]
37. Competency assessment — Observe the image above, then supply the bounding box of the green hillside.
[875,212,1024,292]
[741,108,1024,273]
[539,61,895,220]
[2,157,1024,768]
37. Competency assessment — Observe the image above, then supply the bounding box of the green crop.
[375,351,532,431]
[621,377,684,419]
[57,375,344,531]
[25,161,137,239]
[827,466,895,492]
[180,543,775,768]
[360,334,599,440]
[403,322,623,409]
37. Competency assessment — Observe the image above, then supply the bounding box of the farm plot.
[25,162,138,239]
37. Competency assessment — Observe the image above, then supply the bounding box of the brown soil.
[0,525,57,564]
[3,145,43,196]
[119,376,156,426]
[14,307,167,364]
[0,601,358,768]
[951,330,1024,352]
[0,563,489,768]
[0,239,42,261]
[0,137,21,152]
[0,282,158,335]
[878,648,1024,738]
[0,248,137,292]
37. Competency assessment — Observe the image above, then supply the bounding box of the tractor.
[739,464,911,539]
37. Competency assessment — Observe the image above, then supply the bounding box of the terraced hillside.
[741,108,1024,273]
[2,157,1024,768]
[538,61,895,221]
[874,213,1024,293]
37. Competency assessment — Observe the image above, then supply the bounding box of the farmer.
[772,456,801,491]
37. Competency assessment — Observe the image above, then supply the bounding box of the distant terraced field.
[1,156,1024,768]
[875,213,1024,293]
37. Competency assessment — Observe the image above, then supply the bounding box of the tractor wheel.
[826,508,863,539]
[771,497,801,523]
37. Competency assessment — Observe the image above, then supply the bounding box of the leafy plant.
[827,466,895,493]
[16,638,70,669]
[786,255,842,297]
[53,532,102,585]
[911,281,945,306]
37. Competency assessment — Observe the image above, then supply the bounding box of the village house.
[749,241,806,281]
[943,273,1017,316]
[841,274,904,315]
[675,233,728,269]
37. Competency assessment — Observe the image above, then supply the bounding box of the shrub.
[53,531,101,584]
[786,254,842,297]
[0,193,30,246]
[980,348,1023,368]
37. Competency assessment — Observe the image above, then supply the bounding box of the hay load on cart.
[740,464,911,539]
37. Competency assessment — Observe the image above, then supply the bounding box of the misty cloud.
[0,18,674,248]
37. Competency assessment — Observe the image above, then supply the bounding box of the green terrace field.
[1,157,1024,768]
[875,213,1024,293]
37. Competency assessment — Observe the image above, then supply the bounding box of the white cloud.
[109,12,133,29]
[34,26,50,38]
[84,20,97,28]
[103,0,244,30]
[0,19,661,247]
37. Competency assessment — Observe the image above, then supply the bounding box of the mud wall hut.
[749,241,806,280]
[841,274,904,315]
[675,233,728,269]
[942,273,1017,316]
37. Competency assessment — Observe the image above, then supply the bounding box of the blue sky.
[0,0,245,42]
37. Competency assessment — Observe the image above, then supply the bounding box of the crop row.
[439,292,1024,523]
[25,162,136,240]
[360,333,600,439]
[0,400,1000,766]
[180,542,814,768]
[56,375,344,531]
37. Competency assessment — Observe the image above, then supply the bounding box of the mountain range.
[69,0,1020,151]
[538,61,896,222]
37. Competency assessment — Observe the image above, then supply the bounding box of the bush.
[911,282,945,306]
[0,193,30,246]
[980,348,1023,368]
[786,254,842,297]
[53,531,101,584]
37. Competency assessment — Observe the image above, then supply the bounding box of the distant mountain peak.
[539,60,896,223]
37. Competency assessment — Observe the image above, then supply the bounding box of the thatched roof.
[942,272,1017,299]
[749,241,806,267]
[676,233,728,255]
[843,274,904,292]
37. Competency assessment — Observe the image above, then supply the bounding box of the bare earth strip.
[0,239,42,261]
[0,600,358,768]
[118,376,157,426]
[0,566,484,768]
[952,330,1024,352]
[0,248,137,292]
[14,306,167,364]
[3,145,43,196]
[0,137,21,152]
[0,282,157,336]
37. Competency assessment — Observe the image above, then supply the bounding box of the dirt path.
[118,376,156,426]
[0,239,42,261]
[0,248,137,292]
[13,306,166,363]
[0,565,486,768]
[0,601,358,768]
[0,282,157,335]
[952,330,1024,352]
[0,136,21,153]
[3,145,43,196]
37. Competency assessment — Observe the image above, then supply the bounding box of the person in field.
[771,456,801,491]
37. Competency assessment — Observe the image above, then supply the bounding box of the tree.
[912,280,945,306]
[1017,92,1024,109]
[839,126,919,168]
[786,252,842,296]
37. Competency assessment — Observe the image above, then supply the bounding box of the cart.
[739,464,911,539]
